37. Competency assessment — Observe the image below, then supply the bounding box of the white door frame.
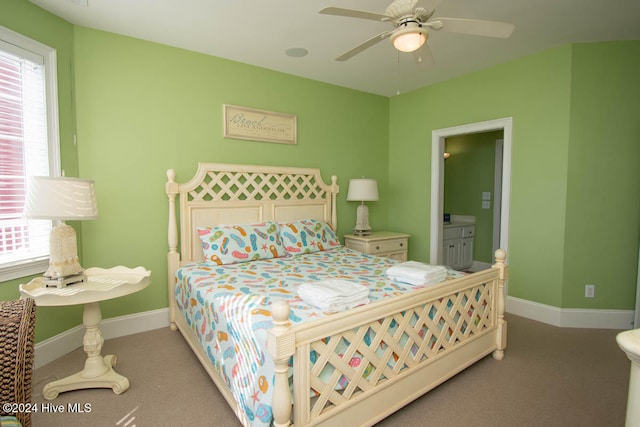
[430,117,513,265]
[493,139,504,260]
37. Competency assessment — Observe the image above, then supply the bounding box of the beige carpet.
[31,315,631,426]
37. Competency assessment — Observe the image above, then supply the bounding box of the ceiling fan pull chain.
[396,50,401,95]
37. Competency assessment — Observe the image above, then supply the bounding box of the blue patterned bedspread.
[175,247,452,426]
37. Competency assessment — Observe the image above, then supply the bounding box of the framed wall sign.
[223,104,297,145]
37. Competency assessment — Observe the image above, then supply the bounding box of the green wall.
[389,45,573,308]
[444,130,502,263]
[1,1,389,342]
[388,41,640,310]
[2,0,639,343]
[72,27,390,327]
[562,42,640,309]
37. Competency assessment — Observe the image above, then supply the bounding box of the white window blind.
[0,27,60,281]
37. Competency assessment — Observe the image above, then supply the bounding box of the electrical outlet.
[585,284,595,298]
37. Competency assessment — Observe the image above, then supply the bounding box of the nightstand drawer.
[368,238,407,254]
[388,252,408,262]
[345,240,367,253]
[343,231,410,260]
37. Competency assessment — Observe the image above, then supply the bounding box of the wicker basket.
[0,299,36,427]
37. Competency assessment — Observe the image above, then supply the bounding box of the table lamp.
[24,176,98,288]
[346,178,379,236]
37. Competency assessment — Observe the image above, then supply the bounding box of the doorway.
[429,117,512,265]
[442,132,503,269]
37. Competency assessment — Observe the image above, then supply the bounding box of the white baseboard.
[35,298,635,369]
[34,307,169,369]
[506,296,635,330]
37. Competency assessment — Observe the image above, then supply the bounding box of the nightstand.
[343,231,409,261]
[19,266,150,400]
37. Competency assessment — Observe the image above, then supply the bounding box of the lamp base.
[44,274,86,289]
[353,203,372,236]
[43,222,86,288]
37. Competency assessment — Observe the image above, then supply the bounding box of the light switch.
[482,200,491,209]
[482,192,491,201]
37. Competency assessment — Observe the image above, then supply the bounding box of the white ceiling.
[30,0,640,97]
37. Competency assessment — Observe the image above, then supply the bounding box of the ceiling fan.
[319,0,515,62]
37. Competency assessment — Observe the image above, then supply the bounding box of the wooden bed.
[166,162,507,427]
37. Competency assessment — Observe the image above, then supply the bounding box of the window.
[0,25,60,281]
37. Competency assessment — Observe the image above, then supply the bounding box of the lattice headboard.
[166,163,339,264]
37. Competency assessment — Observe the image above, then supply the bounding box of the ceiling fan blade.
[413,43,435,66]
[431,17,515,38]
[335,32,392,61]
[319,7,389,22]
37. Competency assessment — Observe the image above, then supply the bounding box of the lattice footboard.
[267,251,507,427]
[167,164,507,427]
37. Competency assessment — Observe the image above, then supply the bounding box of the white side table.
[617,328,640,427]
[20,266,150,400]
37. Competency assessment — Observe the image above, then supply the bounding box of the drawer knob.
[376,246,380,250]
[400,243,404,247]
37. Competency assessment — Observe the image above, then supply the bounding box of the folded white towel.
[387,272,446,285]
[386,261,448,286]
[298,280,370,313]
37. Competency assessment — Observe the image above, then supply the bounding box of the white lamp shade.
[391,27,428,53]
[347,179,379,202]
[24,176,98,220]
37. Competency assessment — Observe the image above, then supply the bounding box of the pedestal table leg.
[43,302,130,399]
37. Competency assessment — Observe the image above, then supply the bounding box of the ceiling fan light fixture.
[391,26,428,53]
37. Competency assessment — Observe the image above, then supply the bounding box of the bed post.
[166,169,180,331]
[492,248,508,360]
[330,175,338,231]
[267,300,295,427]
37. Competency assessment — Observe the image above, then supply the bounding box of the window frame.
[0,25,61,282]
